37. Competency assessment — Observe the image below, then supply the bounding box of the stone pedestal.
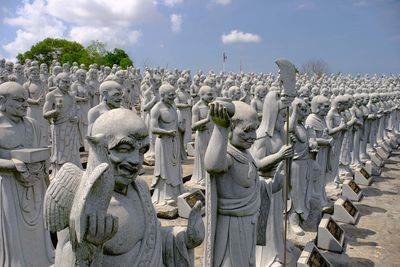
[376,147,389,160]
[365,160,381,176]
[354,167,372,186]
[177,190,205,218]
[369,152,384,167]
[297,242,332,267]
[333,198,359,224]
[317,214,345,253]
[342,180,362,201]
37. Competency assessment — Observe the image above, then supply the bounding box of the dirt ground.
[140,151,400,267]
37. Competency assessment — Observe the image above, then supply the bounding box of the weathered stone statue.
[43,73,81,178]
[305,95,332,208]
[288,98,315,235]
[14,63,27,85]
[71,69,90,150]
[175,77,192,161]
[87,81,122,136]
[48,65,62,91]
[24,66,50,145]
[44,108,204,266]
[250,85,267,120]
[40,63,50,84]
[350,94,365,168]
[359,93,371,161]
[150,84,185,206]
[191,85,216,185]
[326,95,348,184]
[251,90,295,266]
[204,100,261,267]
[0,82,54,267]
[86,68,100,108]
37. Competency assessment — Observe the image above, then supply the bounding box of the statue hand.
[185,201,205,249]
[86,214,118,246]
[209,102,230,128]
[278,144,293,160]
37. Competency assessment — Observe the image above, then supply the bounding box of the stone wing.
[44,163,83,233]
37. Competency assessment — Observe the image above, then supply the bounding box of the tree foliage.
[16,38,133,69]
[300,59,331,78]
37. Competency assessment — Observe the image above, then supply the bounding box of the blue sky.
[1,0,399,74]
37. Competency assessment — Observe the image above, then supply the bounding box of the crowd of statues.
[0,56,399,266]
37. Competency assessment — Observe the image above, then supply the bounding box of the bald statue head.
[91,108,149,184]
[99,81,123,109]
[0,82,28,120]
[230,101,259,150]
[311,95,330,115]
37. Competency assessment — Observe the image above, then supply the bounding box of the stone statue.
[191,85,216,186]
[87,81,123,136]
[250,85,267,120]
[24,66,50,146]
[204,100,262,267]
[326,95,348,184]
[86,68,100,108]
[40,63,50,84]
[0,81,54,267]
[359,93,371,161]
[43,73,81,178]
[350,94,365,168]
[305,95,332,208]
[288,98,315,235]
[150,84,185,206]
[44,108,204,266]
[14,63,27,85]
[71,69,90,150]
[48,65,62,91]
[251,91,295,266]
[175,77,192,161]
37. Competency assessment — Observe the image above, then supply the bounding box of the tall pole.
[283,106,290,267]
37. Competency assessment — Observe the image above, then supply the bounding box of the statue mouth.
[118,164,138,177]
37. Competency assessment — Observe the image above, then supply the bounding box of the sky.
[0,0,399,75]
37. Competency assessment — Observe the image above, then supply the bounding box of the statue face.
[58,76,71,93]
[200,88,215,104]
[104,86,123,108]
[230,119,258,150]
[40,64,48,73]
[5,63,13,72]
[108,134,149,185]
[162,89,176,105]
[29,68,40,81]
[318,101,330,116]
[77,72,86,82]
[1,88,28,118]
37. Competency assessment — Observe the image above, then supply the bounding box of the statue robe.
[0,117,54,267]
[204,143,261,267]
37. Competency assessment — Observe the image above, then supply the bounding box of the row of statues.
[0,56,399,266]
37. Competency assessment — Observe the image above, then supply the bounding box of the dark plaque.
[307,247,330,267]
[348,180,361,194]
[327,218,343,241]
[184,191,205,208]
[343,200,357,217]
[360,168,371,179]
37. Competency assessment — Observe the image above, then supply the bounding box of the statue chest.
[198,105,209,120]
[104,189,145,255]
[28,83,45,99]
[159,107,177,124]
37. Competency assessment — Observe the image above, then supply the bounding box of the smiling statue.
[44,108,204,266]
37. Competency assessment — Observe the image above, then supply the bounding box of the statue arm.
[0,158,17,171]
[43,93,58,119]
[191,106,210,131]
[142,95,157,112]
[150,106,175,137]
[205,103,231,174]
[252,139,281,171]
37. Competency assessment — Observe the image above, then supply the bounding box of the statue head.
[115,70,125,84]
[0,82,28,121]
[52,66,62,76]
[292,97,309,121]
[254,85,267,99]
[177,77,187,90]
[311,95,330,116]
[91,108,149,185]
[40,63,48,73]
[228,86,241,101]
[159,84,176,106]
[88,68,98,80]
[199,85,215,104]
[75,69,86,83]
[14,63,24,76]
[56,73,71,94]
[62,63,70,73]
[28,66,40,81]
[229,101,259,150]
[100,81,123,109]
[5,61,13,73]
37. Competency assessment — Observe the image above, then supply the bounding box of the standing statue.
[150,84,185,206]
[175,77,192,161]
[43,73,81,178]
[204,100,261,267]
[350,94,365,168]
[44,108,204,266]
[191,85,216,186]
[250,85,267,120]
[305,95,332,208]
[359,93,371,161]
[24,66,49,145]
[0,82,54,267]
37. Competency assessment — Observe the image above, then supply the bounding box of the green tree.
[16,38,134,69]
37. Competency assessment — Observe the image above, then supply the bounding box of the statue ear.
[86,133,106,145]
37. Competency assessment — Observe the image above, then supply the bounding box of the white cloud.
[2,0,65,58]
[47,0,159,27]
[163,0,184,7]
[214,0,231,5]
[221,30,261,44]
[170,14,182,33]
[69,26,141,49]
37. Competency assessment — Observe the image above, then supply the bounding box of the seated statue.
[44,108,204,266]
